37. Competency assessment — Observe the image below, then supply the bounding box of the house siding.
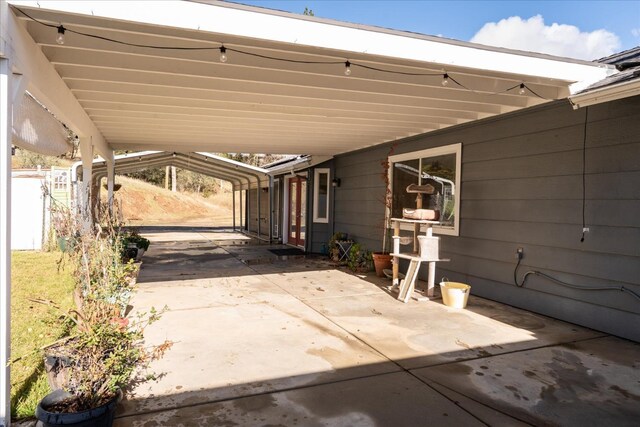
[331,97,640,342]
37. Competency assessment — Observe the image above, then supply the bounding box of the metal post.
[268,175,273,243]
[106,156,115,215]
[1,56,13,427]
[257,180,261,240]
[79,138,93,231]
[232,188,236,232]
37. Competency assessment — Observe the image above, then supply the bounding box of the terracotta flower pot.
[372,252,393,277]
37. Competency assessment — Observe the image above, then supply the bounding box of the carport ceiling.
[10,1,612,155]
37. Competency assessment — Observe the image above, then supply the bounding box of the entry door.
[288,176,307,247]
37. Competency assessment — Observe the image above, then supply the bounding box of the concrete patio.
[114,228,640,426]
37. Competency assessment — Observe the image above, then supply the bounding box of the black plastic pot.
[36,389,119,427]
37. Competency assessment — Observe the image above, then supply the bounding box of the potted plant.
[328,232,352,265]
[50,204,76,253]
[347,243,373,273]
[372,144,396,276]
[33,204,171,427]
[122,230,150,261]
[102,182,122,192]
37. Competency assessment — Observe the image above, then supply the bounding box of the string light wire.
[15,6,555,100]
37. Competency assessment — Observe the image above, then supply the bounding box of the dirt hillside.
[110,176,235,226]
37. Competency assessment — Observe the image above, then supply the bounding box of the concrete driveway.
[114,227,640,426]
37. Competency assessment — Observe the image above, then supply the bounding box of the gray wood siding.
[331,97,640,341]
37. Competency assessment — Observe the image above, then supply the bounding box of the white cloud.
[470,15,621,60]
[632,28,640,37]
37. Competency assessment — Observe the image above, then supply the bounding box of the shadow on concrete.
[130,226,236,233]
[115,228,640,426]
[113,337,640,427]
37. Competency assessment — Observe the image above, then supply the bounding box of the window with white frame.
[389,143,461,235]
[313,168,330,223]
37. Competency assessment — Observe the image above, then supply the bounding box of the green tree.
[123,167,166,187]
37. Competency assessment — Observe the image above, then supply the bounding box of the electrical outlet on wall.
[516,247,524,259]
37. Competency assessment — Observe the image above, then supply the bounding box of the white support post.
[106,155,115,215]
[268,176,273,243]
[232,188,236,231]
[79,137,93,231]
[257,182,261,239]
[1,57,13,427]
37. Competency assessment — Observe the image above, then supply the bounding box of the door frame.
[283,173,307,248]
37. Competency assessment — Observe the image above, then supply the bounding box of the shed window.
[389,143,461,235]
[313,168,330,223]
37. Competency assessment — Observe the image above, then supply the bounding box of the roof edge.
[204,0,610,69]
[10,0,612,84]
[569,79,640,109]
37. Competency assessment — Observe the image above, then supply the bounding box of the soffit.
[11,1,612,155]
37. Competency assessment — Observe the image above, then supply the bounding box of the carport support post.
[1,56,12,427]
[268,176,273,243]
[79,138,93,231]
[232,188,236,231]
[106,155,115,215]
[257,182,261,239]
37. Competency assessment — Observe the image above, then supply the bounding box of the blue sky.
[232,1,640,59]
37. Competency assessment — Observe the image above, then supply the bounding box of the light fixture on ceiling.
[344,61,351,76]
[519,83,526,95]
[10,7,560,100]
[56,25,65,45]
[219,46,228,63]
[18,6,557,102]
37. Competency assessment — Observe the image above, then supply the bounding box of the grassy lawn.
[10,251,75,420]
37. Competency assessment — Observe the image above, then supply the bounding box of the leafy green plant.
[25,201,172,413]
[328,232,350,263]
[347,243,373,273]
[121,230,150,256]
[42,304,169,411]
